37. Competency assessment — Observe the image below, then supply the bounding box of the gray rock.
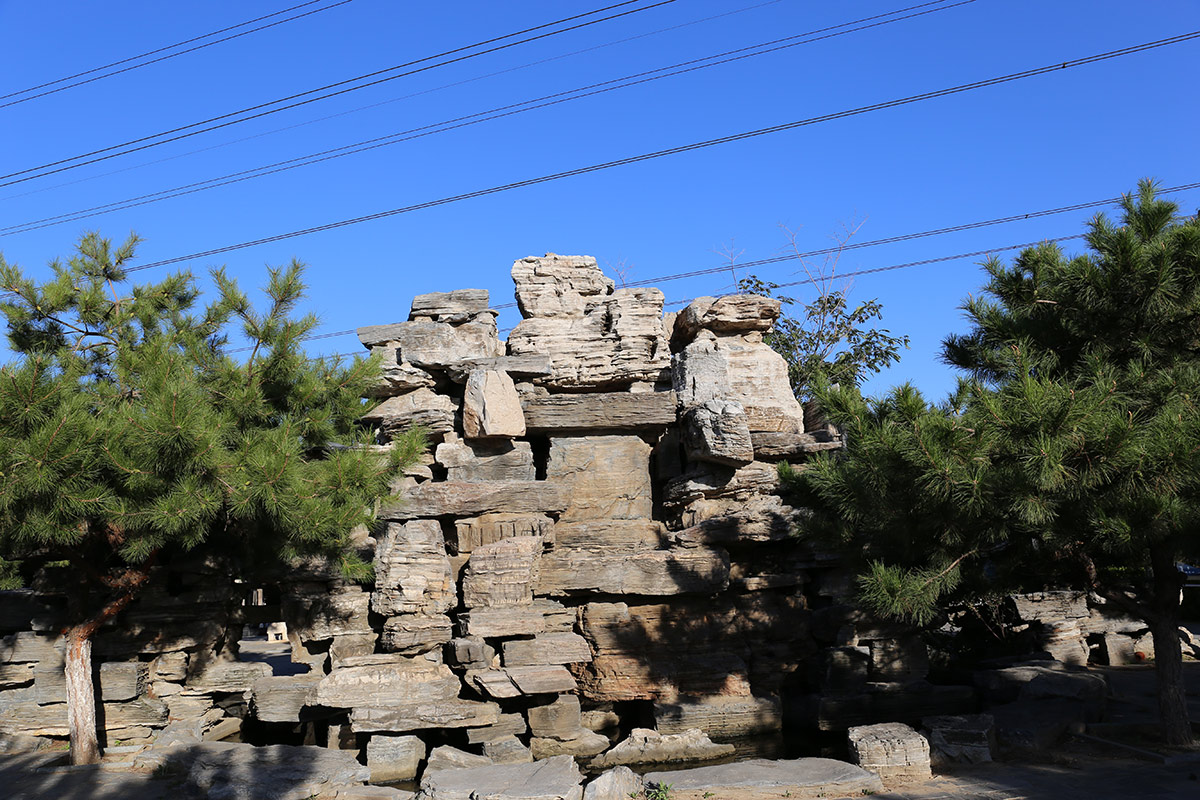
[380,614,454,655]
[0,697,168,737]
[462,536,544,608]
[362,388,459,437]
[663,461,782,508]
[749,431,842,461]
[338,787,418,800]
[458,599,575,638]
[358,320,503,367]
[381,481,571,521]
[98,661,149,702]
[529,730,610,759]
[512,253,614,318]
[682,399,754,466]
[465,714,529,745]
[417,753,583,800]
[425,744,493,773]
[410,289,491,322]
[846,722,931,781]
[483,735,533,764]
[537,547,730,597]
[447,637,497,671]
[316,659,460,709]
[642,758,883,800]
[583,766,643,800]
[437,440,535,483]
[1006,591,1088,623]
[551,520,665,552]
[251,675,320,723]
[502,633,593,667]
[368,348,436,398]
[0,633,64,666]
[468,666,577,698]
[189,662,273,693]
[444,355,554,383]
[592,727,734,768]
[0,663,33,689]
[152,651,189,682]
[672,295,781,344]
[528,694,583,740]
[284,586,374,643]
[463,369,526,439]
[669,496,803,546]
[921,714,995,765]
[372,520,455,616]
[350,699,501,733]
[182,741,370,800]
[455,514,553,554]
[521,392,676,433]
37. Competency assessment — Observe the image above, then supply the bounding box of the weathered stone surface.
[190,662,273,693]
[502,633,593,667]
[380,614,454,654]
[444,355,554,383]
[670,498,804,547]
[655,696,782,738]
[847,722,932,782]
[1006,591,1088,623]
[152,651,188,682]
[521,392,676,432]
[437,440,535,483]
[447,637,498,671]
[581,709,621,733]
[529,730,610,759]
[418,753,583,800]
[358,320,503,366]
[548,436,652,521]
[483,735,534,764]
[0,633,64,666]
[465,713,528,744]
[593,728,734,768]
[454,514,552,553]
[512,254,614,318]
[538,547,729,597]
[682,399,754,466]
[316,660,459,709]
[642,758,883,800]
[98,661,148,701]
[973,663,1106,707]
[1039,620,1089,666]
[672,295,781,344]
[921,714,995,766]
[750,431,841,461]
[463,536,543,608]
[351,699,501,733]
[673,331,803,433]
[664,461,782,507]
[180,741,370,800]
[584,766,643,800]
[0,663,34,689]
[362,388,460,436]
[410,289,490,322]
[869,638,930,683]
[368,347,436,398]
[251,676,320,723]
[368,734,426,783]
[372,520,455,616]
[382,482,571,521]
[458,600,574,638]
[426,744,493,773]
[0,697,168,736]
[509,281,671,389]
[284,587,374,642]
[551,520,664,552]
[469,666,577,698]
[463,369,526,439]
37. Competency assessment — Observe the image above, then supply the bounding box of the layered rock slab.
[642,758,883,800]
[417,754,584,800]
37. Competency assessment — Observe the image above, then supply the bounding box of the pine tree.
[787,181,1200,745]
[0,234,423,764]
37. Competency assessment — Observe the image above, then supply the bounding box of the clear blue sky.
[1,0,1197,399]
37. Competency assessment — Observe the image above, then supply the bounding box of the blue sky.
[1,0,1197,399]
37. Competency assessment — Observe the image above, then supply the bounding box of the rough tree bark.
[1149,540,1192,747]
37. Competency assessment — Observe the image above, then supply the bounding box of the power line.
[0,0,786,205]
[0,0,356,109]
[0,0,976,236]
[0,0,678,188]
[115,30,1200,275]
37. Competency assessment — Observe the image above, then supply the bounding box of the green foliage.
[0,233,422,601]
[737,274,908,401]
[789,181,1200,624]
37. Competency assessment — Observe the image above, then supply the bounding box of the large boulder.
[371,521,455,617]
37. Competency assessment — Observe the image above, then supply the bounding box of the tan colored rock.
[367,346,436,398]
[551,520,665,552]
[537,547,730,597]
[367,733,426,783]
[361,388,458,436]
[672,295,781,344]
[444,355,554,383]
[592,727,734,768]
[847,722,932,781]
[468,666,577,698]
[669,496,803,546]
[251,676,320,723]
[521,392,676,432]
[410,289,490,322]
[99,661,148,702]
[502,633,593,667]
[436,440,534,483]
[380,614,454,654]
[381,481,571,521]
[529,731,610,759]
[350,699,501,733]
[682,399,754,466]
[527,693,584,739]
[751,431,842,461]
[464,369,526,439]
[371,520,455,616]
[357,320,503,367]
[316,659,459,709]
[455,514,553,553]
[458,599,575,638]
[466,713,529,744]
[462,536,544,608]
[664,461,783,507]
[426,744,494,773]
[283,586,373,643]
[548,436,652,521]
[512,253,615,318]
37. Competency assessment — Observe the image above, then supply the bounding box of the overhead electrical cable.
[0,0,977,236]
[0,0,679,187]
[0,0,357,109]
[0,0,786,204]
[113,30,1200,275]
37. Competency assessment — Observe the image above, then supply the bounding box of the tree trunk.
[64,623,100,765]
[1149,541,1193,746]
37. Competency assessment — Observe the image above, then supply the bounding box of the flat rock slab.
[642,758,882,800]
[521,392,676,432]
[179,741,370,800]
[417,753,583,800]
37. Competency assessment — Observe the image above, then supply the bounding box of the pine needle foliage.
[0,232,423,594]
[786,181,1200,743]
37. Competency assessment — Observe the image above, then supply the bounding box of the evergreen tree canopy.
[0,233,423,762]
[787,181,1200,743]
